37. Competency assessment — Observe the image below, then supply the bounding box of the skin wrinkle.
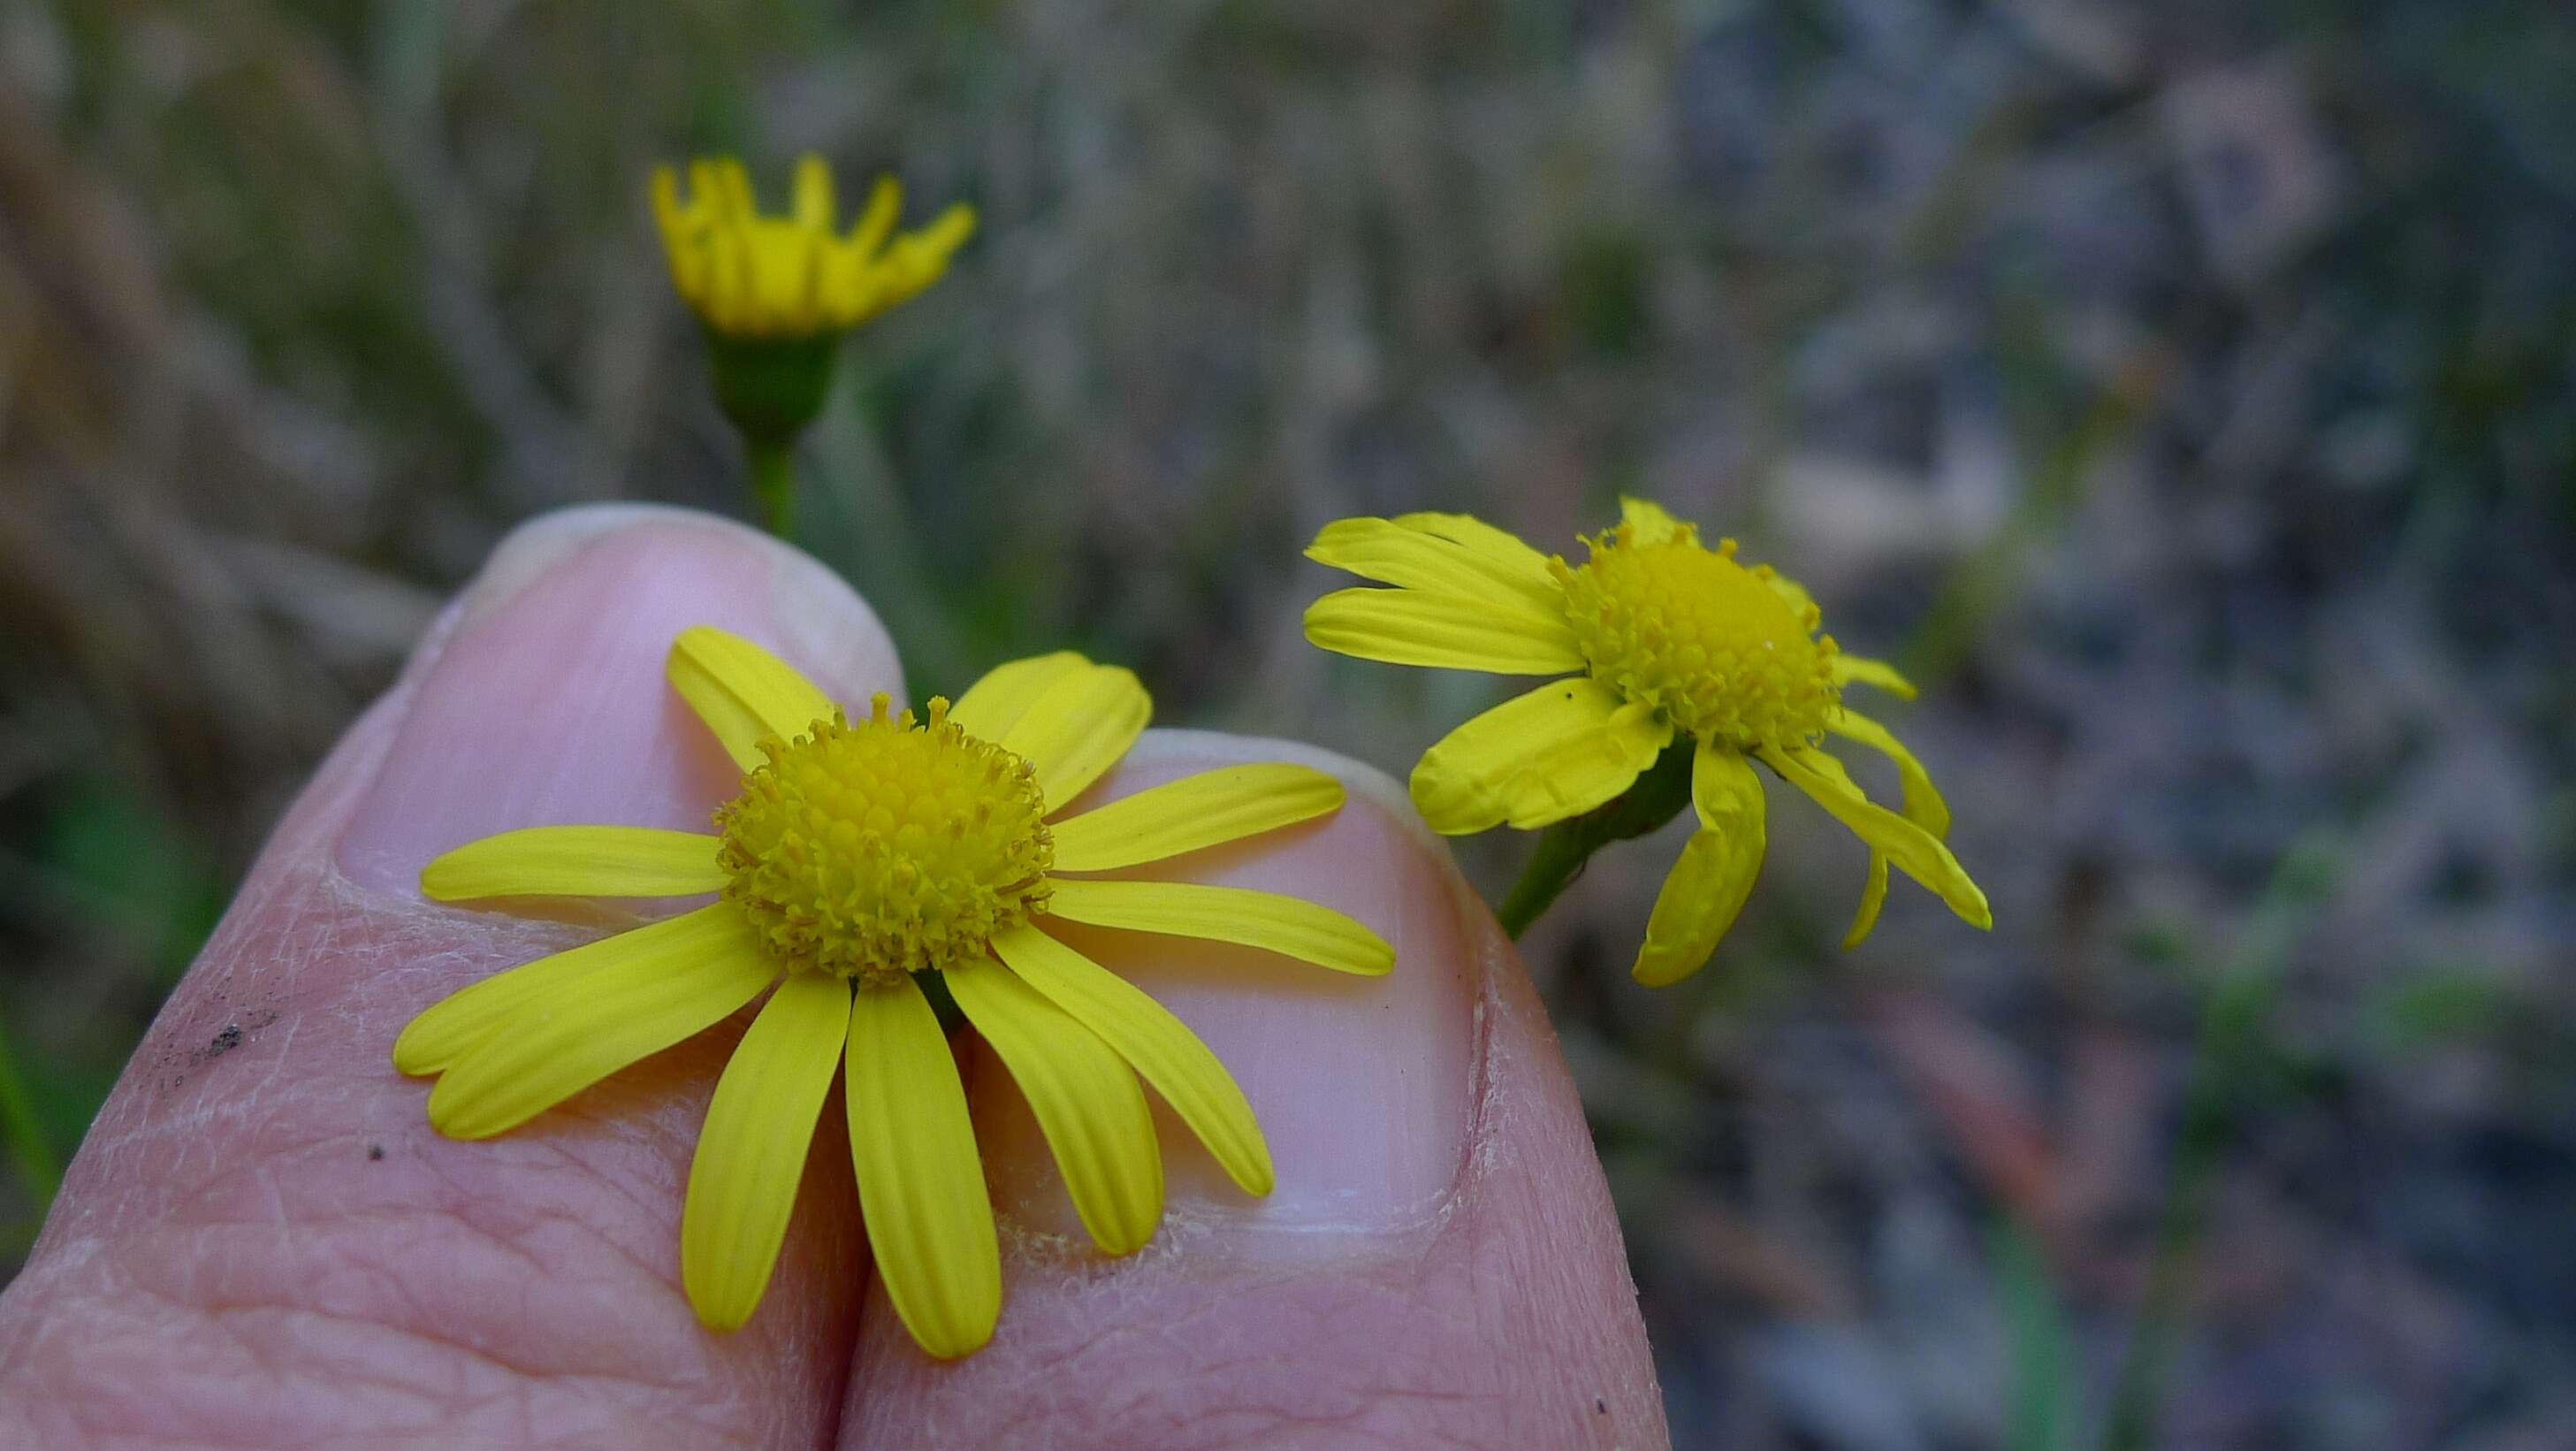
[7,1010,804,1443]
[10,1087,845,1440]
[886,1264,1495,1450]
[127,907,739,1312]
[206,1131,659,1369]
[33,1225,702,1447]
[161,1308,463,1438]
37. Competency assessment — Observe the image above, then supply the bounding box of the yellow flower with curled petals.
[394,629,1390,1358]
[651,155,975,341]
[1303,498,1986,986]
[650,155,976,533]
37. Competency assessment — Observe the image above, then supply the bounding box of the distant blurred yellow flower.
[1304,498,1988,986]
[396,628,1390,1356]
[651,154,975,533]
[652,155,975,340]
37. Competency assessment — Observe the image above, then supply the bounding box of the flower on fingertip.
[395,628,1390,1357]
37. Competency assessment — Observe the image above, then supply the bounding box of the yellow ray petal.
[420,826,725,902]
[667,627,840,771]
[790,155,835,232]
[680,972,850,1332]
[713,159,756,221]
[999,662,1150,809]
[393,904,750,1076]
[1410,677,1672,834]
[1635,834,1752,988]
[1306,516,1564,617]
[949,651,1086,741]
[1042,879,1392,976]
[1759,745,1991,931]
[651,168,705,294]
[424,918,776,1139]
[847,175,903,258]
[1619,496,1687,544]
[845,980,1000,1360]
[1048,765,1344,873]
[1389,510,1560,581]
[1825,708,1951,836]
[947,958,1162,1255]
[1303,587,1586,676]
[690,159,729,218]
[1847,852,1890,949]
[1833,653,1919,701]
[991,924,1271,1195]
[1632,744,1767,988]
[1788,748,1895,947]
[650,164,690,227]
[886,204,977,288]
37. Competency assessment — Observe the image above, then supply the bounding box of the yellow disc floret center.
[714,695,1054,986]
[1556,523,1841,748]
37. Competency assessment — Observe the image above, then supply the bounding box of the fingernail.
[979,734,1479,1245]
[336,506,901,895]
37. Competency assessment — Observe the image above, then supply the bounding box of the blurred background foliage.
[4,0,2574,1445]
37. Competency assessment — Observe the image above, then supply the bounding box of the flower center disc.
[715,696,1054,984]
[1559,529,1840,748]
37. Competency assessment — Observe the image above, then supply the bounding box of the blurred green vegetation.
[4,0,2574,1445]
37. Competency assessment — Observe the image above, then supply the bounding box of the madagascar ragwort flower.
[395,628,1391,1357]
[1303,498,1986,986]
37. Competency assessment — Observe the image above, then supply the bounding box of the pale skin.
[0,507,1669,1450]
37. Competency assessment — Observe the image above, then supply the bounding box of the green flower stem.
[1493,738,1696,938]
[745,439,796,538]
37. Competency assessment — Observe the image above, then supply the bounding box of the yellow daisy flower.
[1303,498,1987,986]
[651,154,976,340]
[394,627,1391,1358]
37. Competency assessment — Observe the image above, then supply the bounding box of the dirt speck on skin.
[152,1006,285,1090]
[366,1142,385,1161]
[184,1007,281,1070]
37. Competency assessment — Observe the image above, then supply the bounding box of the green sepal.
[702,331,837,535]
[1493,736,1695,938]
[704,331,840,453]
